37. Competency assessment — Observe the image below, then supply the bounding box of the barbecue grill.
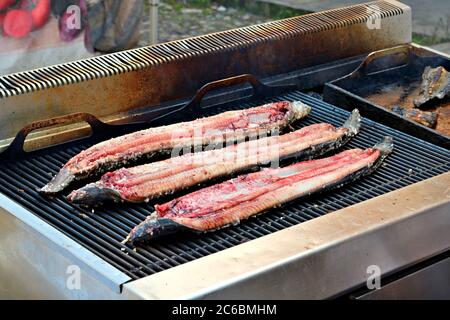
[0,0,449,299]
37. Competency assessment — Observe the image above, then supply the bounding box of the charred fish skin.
[122,214,185,246]
[40,167,74,197]
[392,105,438,128]
[69,110,361,206]
[123,136,393,247]
[414,66,450,108]
[39,101,311,195]
[68,184,123,205]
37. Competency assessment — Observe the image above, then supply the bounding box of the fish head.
[67,184,123,206]
[123,215,182,247]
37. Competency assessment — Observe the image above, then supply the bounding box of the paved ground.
[259,0,450,39]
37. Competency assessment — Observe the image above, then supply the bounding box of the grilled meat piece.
[40,101,311,194]
[392,105,438,128]
[414,66,450,108]
[68,110,361,206]
[124,136,393,246]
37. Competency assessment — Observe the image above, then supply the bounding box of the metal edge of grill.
[0,192,131,295]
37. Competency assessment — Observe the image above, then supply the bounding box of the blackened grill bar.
[0,0,449,299]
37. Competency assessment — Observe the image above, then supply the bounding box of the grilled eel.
[40,101,311,194]
[414,66,450,108]
[392,105,438,128]
[68,110,361,205]
[123,136,394,246]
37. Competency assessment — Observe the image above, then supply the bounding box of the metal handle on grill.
[349,45,412,78]
[0,113,136,158]
[150,74,299,124]
[184,74,298,113]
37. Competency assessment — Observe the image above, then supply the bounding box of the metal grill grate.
[0,92,449,280]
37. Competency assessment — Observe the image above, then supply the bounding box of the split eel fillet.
[68,110,361,206]
[123,136,393,246]
[40,101,311,194]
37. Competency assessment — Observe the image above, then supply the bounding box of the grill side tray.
[323,44,450,149]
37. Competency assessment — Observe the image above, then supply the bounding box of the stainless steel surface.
[0,193,130,299]
[122,172,450,299]
[0,0,411,148]
[357,257,450,300]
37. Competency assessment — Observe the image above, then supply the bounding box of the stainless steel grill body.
[1,1,449,300]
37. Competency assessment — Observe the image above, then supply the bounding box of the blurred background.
[0,0,449,75]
